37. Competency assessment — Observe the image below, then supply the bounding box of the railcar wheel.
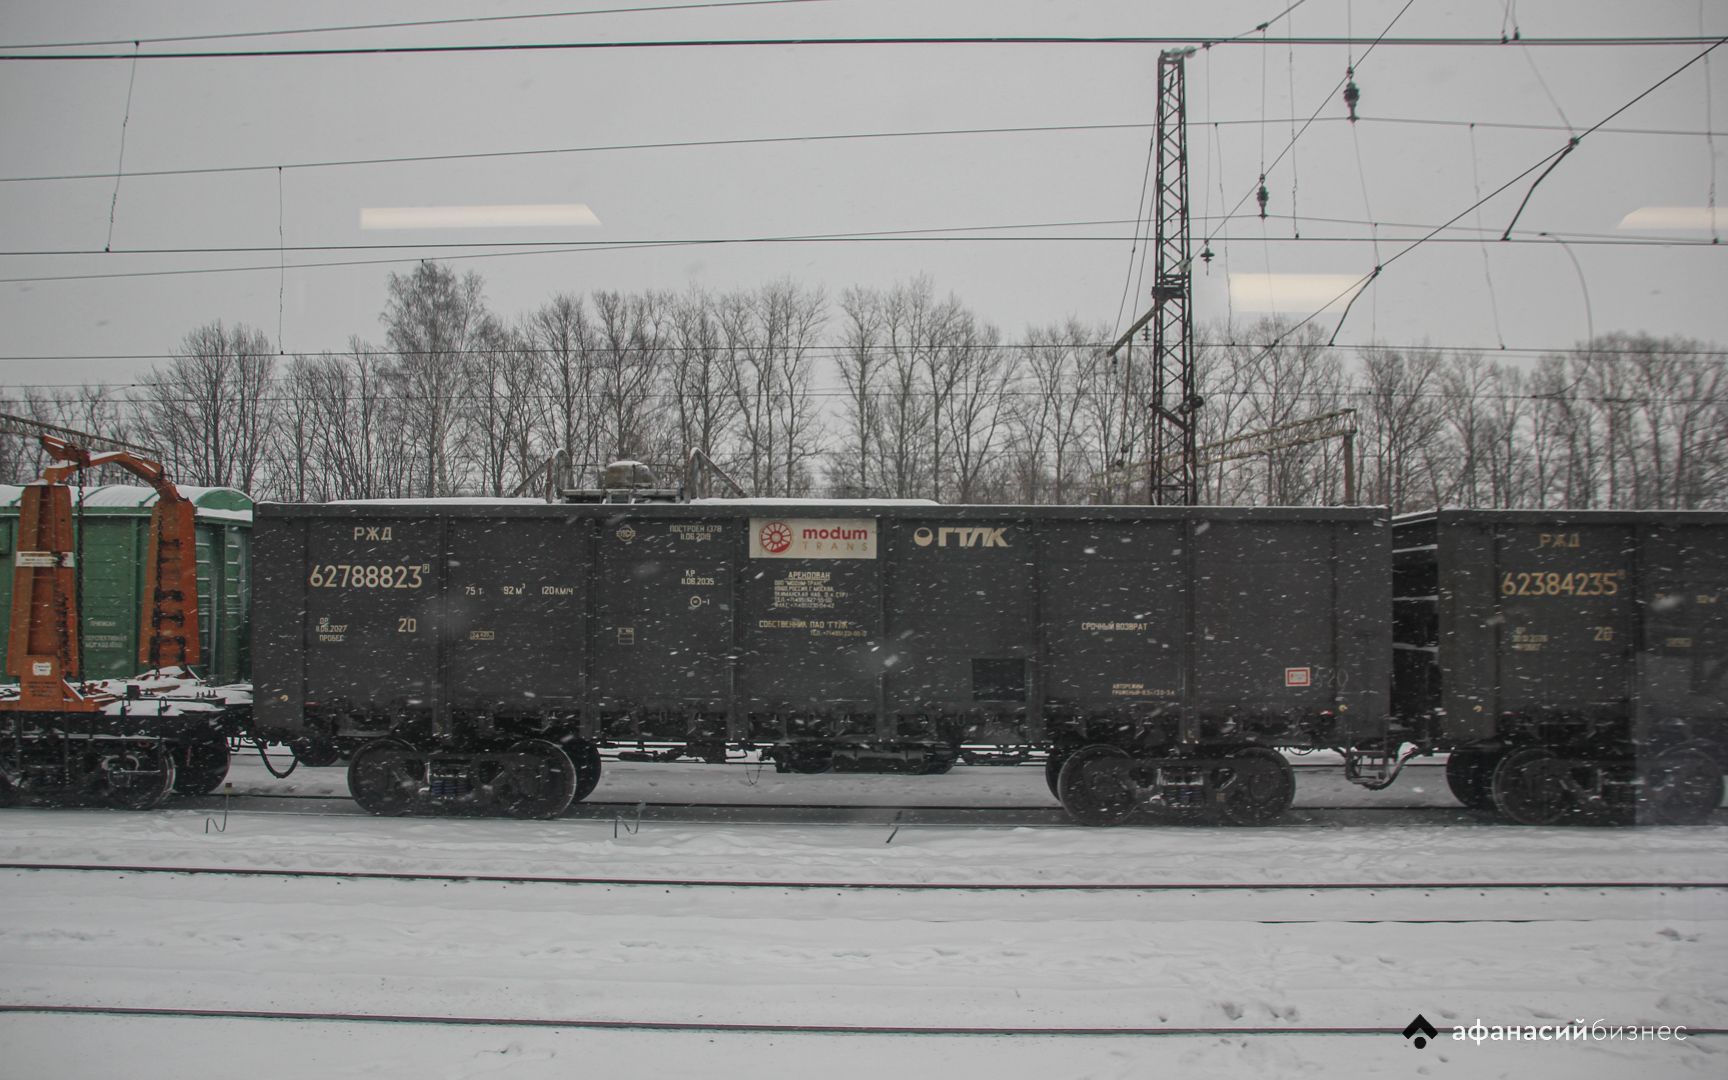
[1444,748,1500,811]
[1058,744,1138,826]
[1640,749,1723,826]
[572,742,603,802]
[172,737,231,795]
[1216,747,1296,826]
[101,743,176,810]
[493,740,578,819]
[1491,747,1576,825]
[1045,752,1070,798]
[347,740,422,816]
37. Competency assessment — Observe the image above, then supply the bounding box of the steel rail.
[2,1005,1724,1038]
[4,863,1722,892]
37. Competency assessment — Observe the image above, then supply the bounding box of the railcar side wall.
[254,503,1392,750]
[1392,510,1728,747]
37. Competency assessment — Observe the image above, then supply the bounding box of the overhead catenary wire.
[0,231,1714,287]
[1287,13,1300,238]
[3,340,1726,363]
[3,115,1720,186]
[1,35,1721,63]
[0,0,843,51]
[4,386,1720,406]
[1541,233,1594,348]
[1493,37,1728,239]
[1203,0,1420,248]
[1112,109,1160,338]
[1467,124,1507,349]
[1235,34,1728,352]
[1705,0,1720,243]
[276,167,284,354]
[1117,0,1311,340]
[102,43,139,252]
[5,219,1715,257]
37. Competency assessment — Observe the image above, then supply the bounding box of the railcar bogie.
[344,736,584,818]
[0,729,179,809]
[1054,743,1298,826]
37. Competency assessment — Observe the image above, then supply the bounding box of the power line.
[2,36,1720,62]
[1204,0,1418,247]
[0,231,1715,286]
[0,1,840,50]
[3,115,1717,187]
[1241,36,1728,352]
[2,388,1718,406]
[0,121,1155,184]
[3,341,1724,364]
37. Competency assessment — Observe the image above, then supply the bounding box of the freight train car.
[251,500,1392,823]
[1394,508,1728,825]
[0,483,253,685]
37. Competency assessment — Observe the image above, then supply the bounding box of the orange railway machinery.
[0,434,236,808]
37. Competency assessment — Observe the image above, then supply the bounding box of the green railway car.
[0,484,253,685]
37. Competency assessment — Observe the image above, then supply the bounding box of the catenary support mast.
[1107,47,1201,505]
[1148,46,1199,505]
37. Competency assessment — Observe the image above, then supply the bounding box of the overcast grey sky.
[0,0,1723,391]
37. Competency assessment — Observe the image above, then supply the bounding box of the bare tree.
[830,287,885,498]
[590,290,673,474]
[722,281,826,497]
[464,324,542,497]
[1354,344,1447,512]
[668,289,737,485]
[136,321,277,490]
[528,293,600,478]
[938,315,1014,501]
[1009,320,1103,503]
[382,262,495,496]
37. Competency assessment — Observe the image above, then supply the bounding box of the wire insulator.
[1256,175,1270,218]
[1344,67,1361,122]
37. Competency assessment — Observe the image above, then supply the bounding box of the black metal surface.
[1393,509,1728,750]
[252,502,1393,757]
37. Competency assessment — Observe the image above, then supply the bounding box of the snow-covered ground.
[2,761,1724,1078]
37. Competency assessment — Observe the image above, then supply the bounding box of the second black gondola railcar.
[1394,508,1728,824]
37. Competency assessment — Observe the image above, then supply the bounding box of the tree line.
[2,262,1722,512]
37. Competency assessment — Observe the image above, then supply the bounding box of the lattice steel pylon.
[1146,47,1200,505]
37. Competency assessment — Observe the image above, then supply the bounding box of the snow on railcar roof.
[326,497,550,505]
[690,497,940,505]
[0,482,252,522]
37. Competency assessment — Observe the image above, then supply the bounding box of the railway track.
[141,790,1725,827]
[7,861,1723,892]
[17,1003,1723,1039]
[7,851,1721,1062]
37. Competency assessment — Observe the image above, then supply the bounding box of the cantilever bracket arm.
[37,434,185,505]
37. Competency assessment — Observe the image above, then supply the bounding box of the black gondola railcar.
[1394,509,1728,825]
[251,501,1392,823]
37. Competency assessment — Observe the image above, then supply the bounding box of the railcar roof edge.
[257,501,1393,522]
